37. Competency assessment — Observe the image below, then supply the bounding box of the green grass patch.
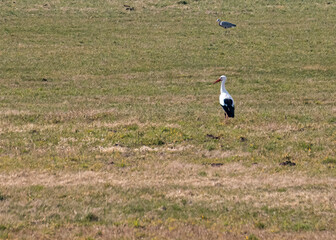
[322,157,336,165]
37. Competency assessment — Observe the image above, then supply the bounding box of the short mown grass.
[0,0,335,239]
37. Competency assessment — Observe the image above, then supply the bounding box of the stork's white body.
[219,78,234,107]
[213,75,235,118]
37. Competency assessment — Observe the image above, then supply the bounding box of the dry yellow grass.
[1,162,335,239]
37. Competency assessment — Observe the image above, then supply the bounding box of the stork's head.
[216,19,221,22]
[213,75,226,84]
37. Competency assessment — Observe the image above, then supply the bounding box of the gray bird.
[217,19,236,29]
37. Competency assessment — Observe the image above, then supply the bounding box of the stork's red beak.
[213,78,221,84]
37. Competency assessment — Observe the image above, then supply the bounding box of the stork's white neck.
[221,81,227,94]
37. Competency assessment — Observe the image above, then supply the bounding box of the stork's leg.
[224,113,228,124]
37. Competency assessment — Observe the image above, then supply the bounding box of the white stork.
[213,75,235,118]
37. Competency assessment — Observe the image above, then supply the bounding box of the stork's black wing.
[221,99,235,118]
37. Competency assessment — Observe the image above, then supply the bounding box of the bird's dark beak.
[213,78,221,84]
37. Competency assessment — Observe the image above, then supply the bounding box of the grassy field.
[0,0,335,239]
